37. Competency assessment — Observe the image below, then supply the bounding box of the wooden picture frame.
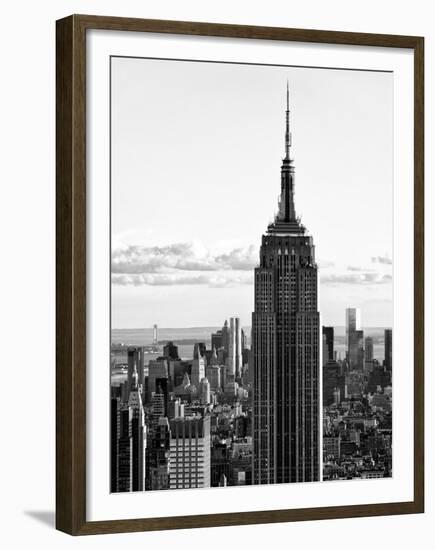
[56,14,424,535]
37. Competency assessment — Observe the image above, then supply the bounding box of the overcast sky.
[111,56,393,329]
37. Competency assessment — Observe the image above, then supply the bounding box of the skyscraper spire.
[285,80,291,159]
[272,82,300,228]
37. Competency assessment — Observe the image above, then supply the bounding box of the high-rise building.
[193,342,207,360]
[146,417,171,491]
[163,341,179,360]
[345,308,361,338]
[322,326,334,364]
[150,389,166,427]
[168,359,188,388]
[168,416,211,489]
[110,397,120,492]
[191,348,205,388]
[117,406,133,492]
[128,366,147,491]
[209,346,218,366]
[200,377,211,404]
[205,364,221,391]
[147,358,168,399]
[211,328,223,352]
[228,317,243,380]
[345,308,363,369]
[127,346,145,390]
[384,329,392,371]
[365,336,374,362]
[212,320,230,363]
[352,329,365,370]
[252,84,320,485]
[323,361,346,406]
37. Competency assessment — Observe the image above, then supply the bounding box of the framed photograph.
[56,15,424,535]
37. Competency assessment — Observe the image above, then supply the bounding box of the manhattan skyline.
[111,57,393,329]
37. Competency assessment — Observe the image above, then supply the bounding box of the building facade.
[168,416,211,489]
[128,366,147,491]
[365,336,374,362]
[384,328,392,371]
[345,308,364,369]
[322,326,334,365]
[228,317,243,381]
[252,84,320,485]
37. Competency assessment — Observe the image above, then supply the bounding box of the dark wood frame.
[56,14,424,536]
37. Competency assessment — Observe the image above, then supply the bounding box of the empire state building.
[252,84,320,484]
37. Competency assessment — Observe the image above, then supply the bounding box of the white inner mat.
[87,29,414,522]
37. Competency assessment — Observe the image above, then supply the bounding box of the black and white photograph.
[110,56,393,493]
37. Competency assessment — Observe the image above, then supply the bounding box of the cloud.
[111,241,257,287]
[321,272,392,285]
[371,255,392,265]
[215,246,258,270]
[112,272,254,288]
[112,243,258,275]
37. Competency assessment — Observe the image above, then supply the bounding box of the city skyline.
[111,57,393,329]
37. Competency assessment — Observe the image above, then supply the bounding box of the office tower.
[252,84,320,485]
[146,417,171,491]
[156,378,169,414]
[200,377,211,404]
[346,308,361,338]
[153,324,158,345]
[323,361,345,406]
[127,346,145,391]
[163,341,179,360]
[345,308,364,369]
[211,328,223,351]
[150,389,166,427]
[368,365,391,393]
[365,336,374,362]
[127,347,136,390]
[169,359,188,387]
[191,347,205,387]
[384,329,392,371]
[213,320,231,363]
[228,317,243,380]
[322,334,328,367]
[148,358,169,399]
[117,405,133,492]
[205,364,221,391]
[120,379,130,404]
[193,342,207,359]
[322,326,334,363]
[128,366,147,491]
[210,346,218,366]
[241,328,246,352]
[110,397,120,492]
[168,416,211,489]
[353,330,365,370]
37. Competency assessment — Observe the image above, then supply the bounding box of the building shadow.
[24,510,55,528]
